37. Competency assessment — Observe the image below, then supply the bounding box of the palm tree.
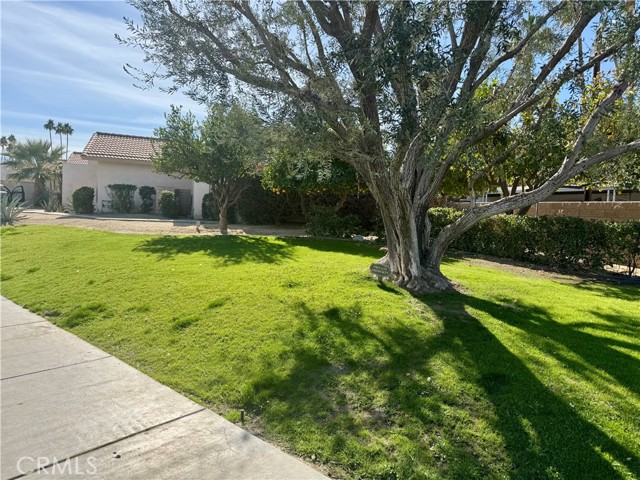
[1,135,17,161]
[43,119,55,148]
[1,136,7,161]
[62,123,74,159]
[55,122,64,150]
[4,139,64,205]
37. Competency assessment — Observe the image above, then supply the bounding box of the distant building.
[62,132,209,218]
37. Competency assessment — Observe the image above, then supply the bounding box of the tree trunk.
[334,193,348,213]
[299,193,308,219]
[33,179,46,206]
[219,202,229,235]
[367,178,454,294]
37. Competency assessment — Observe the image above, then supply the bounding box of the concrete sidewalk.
[0,297,327,480]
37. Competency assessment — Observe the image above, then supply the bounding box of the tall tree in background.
[62,123,74,159]
[4,140,64,205]
[121,1,640,292]
[43,119,55,148]
[1,135,17,161]
[153,103,264,234]
[55,122,64,151]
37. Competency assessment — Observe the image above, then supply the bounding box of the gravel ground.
[18,210,308,237]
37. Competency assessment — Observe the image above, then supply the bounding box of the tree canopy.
[153,103,265,234]
[122,0,640,292]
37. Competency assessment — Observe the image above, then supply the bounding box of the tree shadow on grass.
[0,226,22,236]
[572,279,640,301]
[473,294,640,392]
[426,292,639,478]
[134,235,295,264]
[242,294,638,479]
[572,311,640,338]
[282,237,381,259]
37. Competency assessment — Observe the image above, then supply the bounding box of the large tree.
[153,103,264,234]
[121,1,640,293]
[5,140,64,205]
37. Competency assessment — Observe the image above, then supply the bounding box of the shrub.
[608,221,640,276]
[159,190,180,219]
[306,206,362,238]
[428,208,640,275]
[235,178,285,224]
[72,186,95,214]
[107,184,137,214]
[139,186,156,214]
[1,196,27,225]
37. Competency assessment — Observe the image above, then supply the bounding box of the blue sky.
[1,0,205,155]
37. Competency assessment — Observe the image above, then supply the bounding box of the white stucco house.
[62,132,209,219]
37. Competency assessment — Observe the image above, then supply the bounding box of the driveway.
[18,211,308,237]
[0,296,326,480]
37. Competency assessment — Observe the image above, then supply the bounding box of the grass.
[1,225,639,480]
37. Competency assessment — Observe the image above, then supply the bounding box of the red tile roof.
[66,152,87,164]
[83,132,161,162]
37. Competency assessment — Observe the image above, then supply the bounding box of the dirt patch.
[18,211,307,237]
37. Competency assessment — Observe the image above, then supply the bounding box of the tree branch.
[433,83,636,248]
[472,3,565,91]
[516,8,599,104]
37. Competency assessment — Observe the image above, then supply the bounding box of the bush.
[1,196,27,225]
[235,178,286,224]
[306,206,362,238]
[608,221,640,276]
[139,186,156,214]
[159,190,180,219]
[201,192,237,223]
[72,186,95,214]
[428,208,640,275]
[107,184,137,214]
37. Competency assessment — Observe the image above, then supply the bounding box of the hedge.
[306,206,363,238]
[429,208,640,276]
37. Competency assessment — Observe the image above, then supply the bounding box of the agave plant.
[1,196,27,225]
[41,195,62,213]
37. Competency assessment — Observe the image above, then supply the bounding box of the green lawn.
[1,225,639,480]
